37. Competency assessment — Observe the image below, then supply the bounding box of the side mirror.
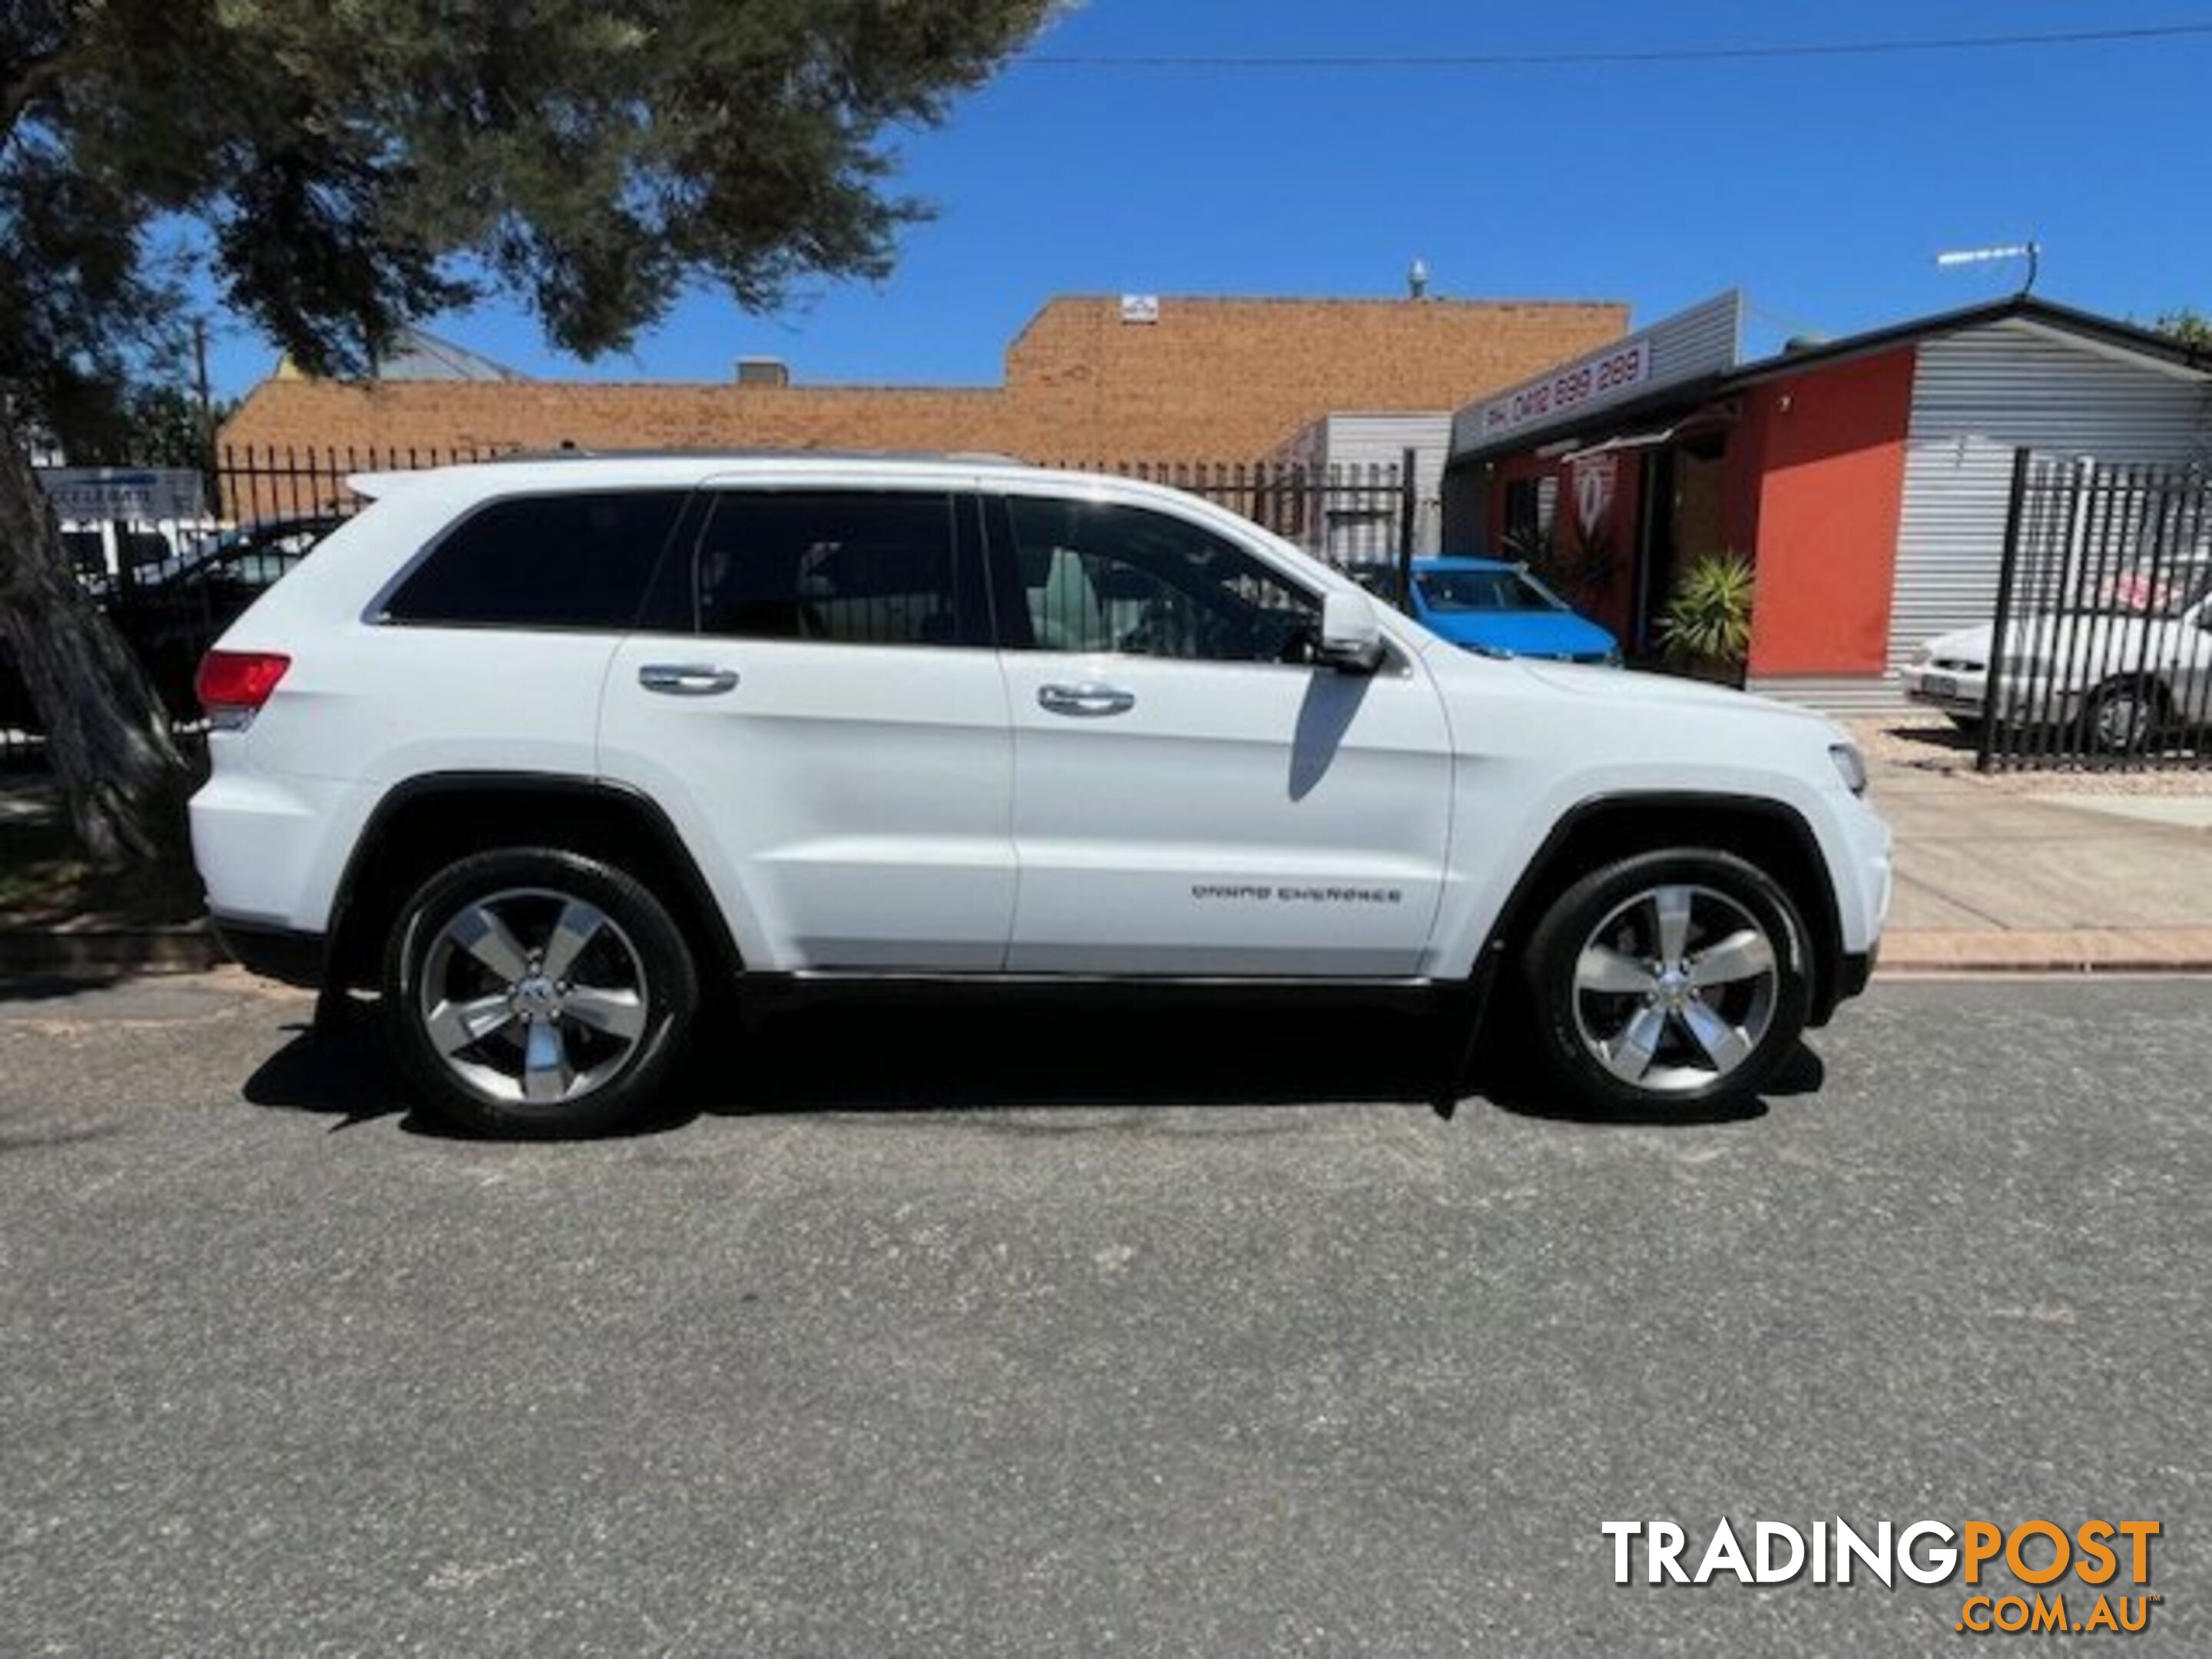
[1315,588,1386,674]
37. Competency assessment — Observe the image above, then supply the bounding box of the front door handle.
[1038,682,1136,717]
[639,663,740,696]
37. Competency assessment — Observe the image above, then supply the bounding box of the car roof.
[347,451,1036,499]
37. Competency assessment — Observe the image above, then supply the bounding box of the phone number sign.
[1478,340,1652,440]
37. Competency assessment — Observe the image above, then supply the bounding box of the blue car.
[1402,555,1621,664]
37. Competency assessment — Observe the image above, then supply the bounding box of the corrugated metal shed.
[1889,319,2212,675]
[1322,412,1450,489]
[1745,674,1918,716]
[1326,412,1452,553]
[1273,412,1452,552]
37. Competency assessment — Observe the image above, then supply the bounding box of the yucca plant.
[1657,554,1756,674]
[1531,518,1618,608]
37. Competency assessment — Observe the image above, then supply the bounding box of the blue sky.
[204,1,2212,398]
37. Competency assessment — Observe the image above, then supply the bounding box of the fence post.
[1978,447,2034,774]
[1395,447,1419,611]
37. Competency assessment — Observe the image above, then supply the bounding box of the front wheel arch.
[1457,794,1846,1080]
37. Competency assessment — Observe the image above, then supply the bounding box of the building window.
[1503,475,1559,551]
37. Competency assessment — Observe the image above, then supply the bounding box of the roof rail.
[466,445,1032,466]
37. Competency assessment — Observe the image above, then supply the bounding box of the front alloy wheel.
[1571,884,1780,1094]
[1523,850,1811,1114]
[2085,680,2161,756]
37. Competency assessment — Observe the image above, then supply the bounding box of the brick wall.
[219,294,1628,466]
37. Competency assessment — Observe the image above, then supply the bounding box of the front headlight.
[1829,742,1868,796]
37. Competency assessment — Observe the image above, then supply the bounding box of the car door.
[598,484,1017,972]
[987,489,1454,977]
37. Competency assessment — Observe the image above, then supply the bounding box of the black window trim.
[680,483,990,651]
[367,486,700,634]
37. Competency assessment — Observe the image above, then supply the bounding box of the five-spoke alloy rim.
[417,887,650,1106]
[1570,883,1781,1096]
[2091,687,2154,754]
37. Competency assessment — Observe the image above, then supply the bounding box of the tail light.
[195,650,290,730]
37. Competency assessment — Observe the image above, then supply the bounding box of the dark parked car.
[1,515,340,738]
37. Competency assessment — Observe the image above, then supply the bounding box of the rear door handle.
[639,663,740,696]
[1038,682,1136,717]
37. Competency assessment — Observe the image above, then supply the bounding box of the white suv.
[190,455,1891,1135]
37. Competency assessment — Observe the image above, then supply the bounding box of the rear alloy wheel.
[1523,851,1811,1114]
[385,849,697,1137]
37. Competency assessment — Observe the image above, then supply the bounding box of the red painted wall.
[1743,346,1917,677]
[1472,343,1913,670]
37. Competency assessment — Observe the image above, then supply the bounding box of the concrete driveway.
[1,971,2205,1656]
[1873,754,2212,969]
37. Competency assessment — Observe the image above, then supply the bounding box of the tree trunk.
[0,411,193,869]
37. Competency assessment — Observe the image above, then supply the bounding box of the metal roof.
[375,328,528,382]
[1450,295,2212,466]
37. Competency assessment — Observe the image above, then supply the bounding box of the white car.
[1903,555,2212,751]
[189,455,1891,1136]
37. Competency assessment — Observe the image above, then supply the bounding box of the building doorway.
[1632,435,1728,659]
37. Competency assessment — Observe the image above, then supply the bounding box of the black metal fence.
[213,442,515,532]
[1977,449,2212,772]
[1046,451,1428,600]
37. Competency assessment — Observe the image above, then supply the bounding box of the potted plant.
[1657,553,1755,684]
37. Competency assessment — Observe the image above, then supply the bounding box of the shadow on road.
[0,969,139,1003]
[240,996,1816,1138]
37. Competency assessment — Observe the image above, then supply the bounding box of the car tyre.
[383,847,699,1138]
[2082,677,2167,756]
[1522,849,1812,1116]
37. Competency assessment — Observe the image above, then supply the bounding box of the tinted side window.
[385,492,685,628]
[1005,497,1319,664]
[695,492,960,647]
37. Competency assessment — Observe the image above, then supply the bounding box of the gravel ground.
[1844,715,2212,796]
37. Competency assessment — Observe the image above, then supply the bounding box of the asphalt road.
[1,972,2206,1657]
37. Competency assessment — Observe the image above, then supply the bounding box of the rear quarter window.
[383,492,687,629]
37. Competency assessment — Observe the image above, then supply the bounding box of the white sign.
[1572,452,1618,535]
[1478,340,1651,441]
[1452,291,1744,460]
[1119,294,1161,324]
[35,466,205,522]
